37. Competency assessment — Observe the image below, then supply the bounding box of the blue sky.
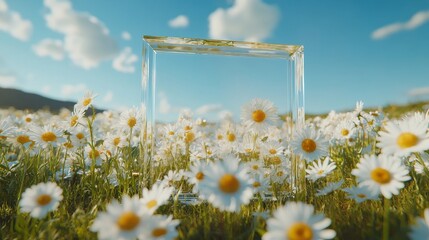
[0,0,429,119]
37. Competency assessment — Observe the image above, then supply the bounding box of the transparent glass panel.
[142,36,305,197]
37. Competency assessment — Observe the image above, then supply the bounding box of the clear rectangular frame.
[142,35,305,197]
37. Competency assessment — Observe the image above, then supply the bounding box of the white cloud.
[0,0,32,41]
[208,0,280,42]
[121,31,131,40]
[42,85,51,93]
[103,91,113,103]
[372,10,429,40]
[195,104,223,115]
[169,15,189,28]
[159,91,171,114]
[61,83,87,97]
[33,39,66,61]
[112,47,138,73]
[408,86,429,97]
[43,0,119,69]
[0,73,16,87]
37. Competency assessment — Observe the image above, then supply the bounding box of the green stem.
[382,197,390,240]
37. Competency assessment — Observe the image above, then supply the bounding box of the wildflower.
[410,152,429,175]
[120,107,143,132]
[91,195,149,240]
[377,114,429,157]
[198,154,254,212]
[28,125,65,148]
[141,182,174,214]
[8,130,33,148]
[305,157,336,182]
[315,179,344,197]
[184,161,208,193]
[142,215,180,240]
[19,182,63,219]
[241,98,279,132]
[409,209,429,240]
[263,202,336,240]
[343,186,379,203]
[0,117,17,140]
[75,91,97,112]
[351,154,411,199]
[333,120,357,143]
[290,125,329,162]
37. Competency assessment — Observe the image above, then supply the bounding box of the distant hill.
[0,87,102,113]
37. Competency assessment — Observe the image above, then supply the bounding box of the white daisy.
[377,114,429,157]
[409,209,429,240]
[8,130,33,148]
[411,152,429,175]
[333,120,357,143]
[315,179,344,197]
[290,125,329,162]
[198,154,254,212]
[263,201,336,240]
[260,140,285,158]
[141,182,174,214]
[305,157,336,182]
[120,107,143,132]
[343,185,379,203]
[142,215,180,240]
[90,195,150,240]
[19,182,63,219]
[0,117,17,141]
[351,154,411,199]
[184,161,208,193]
[161,170,184,187]
[75,91,97,113]
[241,98,279,132]
[28,125,65,148]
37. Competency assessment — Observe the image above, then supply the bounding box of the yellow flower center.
[185,131,195,143]
[217,134,223,140]
[36,194,52,206]
[252,109,266,123]
[184,125,192,131]
[271,156,282,165]
[127,117,137,128]
[357,194,366,198]
[83,98,92,107]
[76,132,85,140]
[117,212,140,231]
[341,129,349,136]
[168,131,175,136]
[41,132,57,142]
[227,133,236,142]
[16,135,31,144]
[252,165,259,170]
[70,116,78,127]
[301,139,316,153]
[276,171,284,177]
[113,137,121,146]
[218,174,240,193]
[396,132,418,149]
[196,172,204,181]
[287,222,313,240]
[317,170,324,175]
[63,142,74,149]
[269,149,277,154]
[89,149,100,159]
[152,228,167,237]
[25,117,32,123]
[253,182,261,188]
[146,199,157,209]
[371,167,391,184]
